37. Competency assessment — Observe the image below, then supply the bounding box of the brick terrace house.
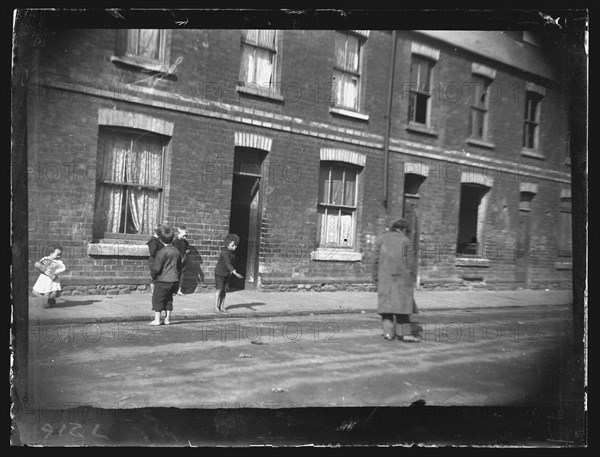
[25,29,573,294]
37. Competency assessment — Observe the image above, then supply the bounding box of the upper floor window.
[93,128,167,239]
[332,32,364,111]
[240,30,278,89]
[408,56,434,125]
[470,75,492,140]
[523,90,542,150]
[117,30,171,71]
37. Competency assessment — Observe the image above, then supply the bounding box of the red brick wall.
[26,29,572,293]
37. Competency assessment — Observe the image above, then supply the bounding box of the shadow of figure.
[50,299,103,308]
[223,302,267,312]
[180,245,204,294]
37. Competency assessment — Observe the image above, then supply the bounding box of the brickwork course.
[24,28,573,295]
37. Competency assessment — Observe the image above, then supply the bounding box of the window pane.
[420,61,431,91]
[325,210,339,245]
[341,74,358,109]
[334,33,346,68]
[137,30,160,60]
[318,165,330,203]
[415,93,428,124]
[255,48,274,86]
[102,135,129,183]
[339,210,353,247]
[96,185,124,235]
[411,58,430,91]
[244,29,258,44]
[332,70,344,106]
[408,93,416,122]
[128,188,160,235]
[317,206,325,244]
[129,135,163,186]
[330,167,344,205]
[524,123,536,149]
[257,29,275,48]
[525,95,539,122]
[343,169,356,206]
[240,44,254,83]
[471,108,485,138]
[345,34,359,72]
[480,81,489,105]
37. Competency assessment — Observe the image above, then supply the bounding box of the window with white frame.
[93,128,166,238]
[523,90,542,150]
[317,162,359,248]
[470,75,492,140]
[332,32,364,111]
[120,29,171,70]
[239,30,278,90]
[408,56,434,125]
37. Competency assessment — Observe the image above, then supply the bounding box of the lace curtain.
[95,131,162,236]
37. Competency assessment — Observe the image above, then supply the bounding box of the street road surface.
[26,304,574,410]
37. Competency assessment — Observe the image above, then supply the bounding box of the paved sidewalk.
[25,288,573,326]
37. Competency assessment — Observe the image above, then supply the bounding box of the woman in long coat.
[372,219,421,342]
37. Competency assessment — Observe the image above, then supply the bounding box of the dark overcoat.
[372,230,417,315]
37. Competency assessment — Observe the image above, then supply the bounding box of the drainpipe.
[383,30,397,209]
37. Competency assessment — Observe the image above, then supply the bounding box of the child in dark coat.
[214,233,243,313]
[149,225,182,326]
[147,226,164,294]
[173,224,191,295]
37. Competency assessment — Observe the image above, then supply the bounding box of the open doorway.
[456,184,490,256]
[228,147,266,290]
[403,173,426,286]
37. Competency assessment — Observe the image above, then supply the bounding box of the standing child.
[214,233,243,313]
[173,224,191,296]
[33,244,66,308]
[149,225,182,326]
[147,225,164,294]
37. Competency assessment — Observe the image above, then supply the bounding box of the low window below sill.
[88,241,149,257]
[311,249,363,262]
[406,122,438,137]
[454,257,491,267]
[521,148,545,159]
[466,138,495,149]
[110,56,176,79]
[329,106,370,121]
[236,84,284,102]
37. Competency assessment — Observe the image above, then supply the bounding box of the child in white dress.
[33,245,66,308]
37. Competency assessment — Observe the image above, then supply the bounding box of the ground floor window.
[317,162,359,248]
[93,128,166,238]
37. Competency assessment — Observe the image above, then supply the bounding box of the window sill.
[466,138,495,149]
[88,241,149,257]
[554,261,572,270]
[406,123,438,137]
[236,84,284,102]
[311,249,363,262]
[521,148,545,159]
[329,107,370,121]
[110,56,175,77]
[454,257,491,267]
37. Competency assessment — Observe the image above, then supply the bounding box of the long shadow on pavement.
[224,302,267,312]
[49,299,103,308]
